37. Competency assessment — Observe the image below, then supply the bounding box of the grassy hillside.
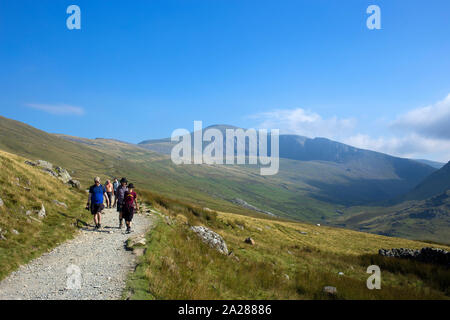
[125,194,450,299]
[0,116,447,243]
[0,116,123,186]
[0,150,91,280]
[0,118,448,299]
[332,191,450,244]
[403,161,450,201]
[138,124,436,204]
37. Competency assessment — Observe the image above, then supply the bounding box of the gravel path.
[0,207,155,300]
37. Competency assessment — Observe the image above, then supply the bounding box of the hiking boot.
[98,224,101,229]
[119,221,123,229]
[126,227,131,233]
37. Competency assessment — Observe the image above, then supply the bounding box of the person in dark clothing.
[116,177,128,229]
[123,183,139,233]
[86,177,109,229]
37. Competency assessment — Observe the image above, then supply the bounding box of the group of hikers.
[86,177,139,233]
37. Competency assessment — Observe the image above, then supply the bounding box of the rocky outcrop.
[54,166,71,183]
[25,160,80,188]
[379,247,449,267]
[190,226,228,255]
[68,179,81,189]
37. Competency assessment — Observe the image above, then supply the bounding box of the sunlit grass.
[0,150,91,280]
[125,194,450,300]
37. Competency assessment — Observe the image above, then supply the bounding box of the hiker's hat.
[128,183,135,189]
[120,177,128,183]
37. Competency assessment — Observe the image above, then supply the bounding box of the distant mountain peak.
[403,160,450,201]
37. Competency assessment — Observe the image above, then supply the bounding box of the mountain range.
[139,124,437,204]
[0,116,448,243]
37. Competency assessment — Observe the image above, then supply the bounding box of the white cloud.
[251,108,356,140]
[26,103,85,116]
[391,93,450,139]
[344,133,450,162]
[251,94,450,162]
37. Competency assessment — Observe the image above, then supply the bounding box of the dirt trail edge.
[0,207,156,300]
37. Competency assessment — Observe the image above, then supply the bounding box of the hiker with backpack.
[116,177,128,229]
[123,183,139,233]
[86,177,110,229]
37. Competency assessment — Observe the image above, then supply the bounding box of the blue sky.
[0,0,449,161]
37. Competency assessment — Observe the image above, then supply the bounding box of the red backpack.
[124,191,136,210]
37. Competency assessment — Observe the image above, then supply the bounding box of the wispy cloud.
[25,103,85,116]
[250,94,450,162]
[344,133,450,162]
[250,108,356,140]
[391,93,450,140]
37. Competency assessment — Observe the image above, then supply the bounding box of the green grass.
[1,115,448,245]
[0,150,91,280]
[332,192,450,244]
[124,194,450,300]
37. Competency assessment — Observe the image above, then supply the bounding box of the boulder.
[127,235,147,249]
[35,160,53,170]
[55,166,72,183]
[0,197,3,207]
[323,286,337,295]
[244,237,255,245]
[190,226,228,255]
[68,179,81,189]
[133,248,146,257]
